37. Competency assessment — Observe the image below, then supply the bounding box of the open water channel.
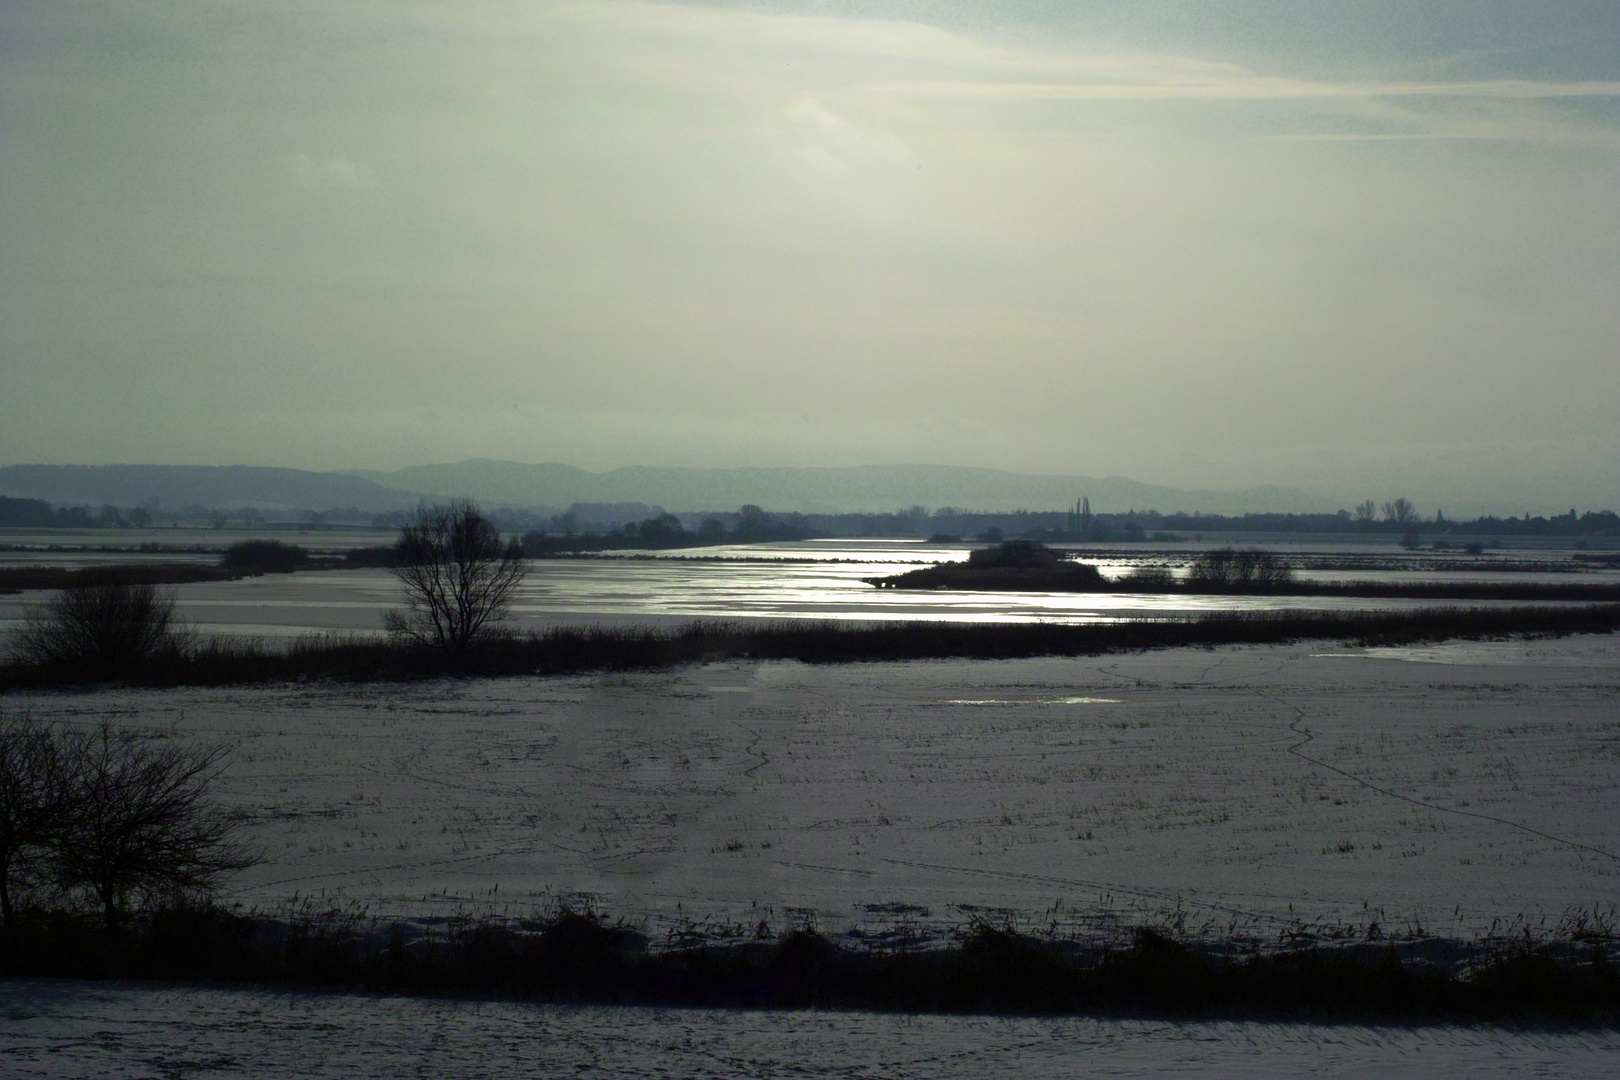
[4,536,1616,640]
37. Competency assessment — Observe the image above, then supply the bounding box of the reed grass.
[3,605,1618,691]
[0,564,243,595]
[2,902,1614,1021]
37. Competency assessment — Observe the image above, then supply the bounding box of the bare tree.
[52,724,257,927]
[0,713,68,925]
[1353,499,1377,524]
[1381,498,1417,524]
[11,576,191,669]
[385,500,527,656]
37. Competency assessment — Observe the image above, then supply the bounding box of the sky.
[3,1,1618,513]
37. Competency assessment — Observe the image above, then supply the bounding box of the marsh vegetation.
[9,575,194,673]
[4,604,1620,690]
[870,542,1620,600]
[3,900,1617,1021]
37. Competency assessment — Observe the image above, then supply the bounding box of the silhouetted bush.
[9,576,193,671]
[55,724,257,927]
[1187,548,1293,590]
[1120,566,1175,589]
[0,716,255,927]
[967,539,1061,569]
[340,545,397,568]
[0,714,67,925]
[874,541,1106,590]
[219,540,309,573]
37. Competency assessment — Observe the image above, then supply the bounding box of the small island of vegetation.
[870,538,1106,591]
[870,541,1295,593]
[869,541,1620,602]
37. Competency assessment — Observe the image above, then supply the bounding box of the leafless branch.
[10,576,192,669]
[386,500,527,657]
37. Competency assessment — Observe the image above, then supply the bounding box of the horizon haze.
[0,459,1346,517]
[1,458,1612,519]
[3,2,1617,512]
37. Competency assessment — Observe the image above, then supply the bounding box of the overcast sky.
[3,1,1617,511]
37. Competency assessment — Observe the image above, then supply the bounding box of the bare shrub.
[1,717,254,927]
[220,539,309,573]
[11,575,192,669]
[52,724,257,926]
[385,500,527,657]
[1187,548,1293,590]
[0,712,69,924]
[1121,566,1176,589]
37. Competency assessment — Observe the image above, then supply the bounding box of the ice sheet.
[8,551,1606,641]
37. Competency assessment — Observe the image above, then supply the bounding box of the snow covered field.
[4,606,1619,1072]
[4,977,1617,1079]
[7,635,1618,939]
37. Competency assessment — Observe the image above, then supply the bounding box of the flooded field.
[5,538,1618,640]
[4,536,1619,1073]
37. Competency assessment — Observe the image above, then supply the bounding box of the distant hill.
[0,464,417,513]
[344,461,1339,515]
[1,460,1340,516]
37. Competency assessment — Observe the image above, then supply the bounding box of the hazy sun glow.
[3,1,1617,510]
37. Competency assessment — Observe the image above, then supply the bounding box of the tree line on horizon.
[4,493,1619,541]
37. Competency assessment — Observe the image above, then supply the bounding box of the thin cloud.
[877,77,1620,102]
[3,0,1618,509]
[287,154,367,186]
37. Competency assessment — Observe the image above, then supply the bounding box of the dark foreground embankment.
[2,905,1616,1023]
[4,605,1620,691]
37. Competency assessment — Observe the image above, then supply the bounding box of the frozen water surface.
[2,978,1617,1078]
[4,539,1616,640]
